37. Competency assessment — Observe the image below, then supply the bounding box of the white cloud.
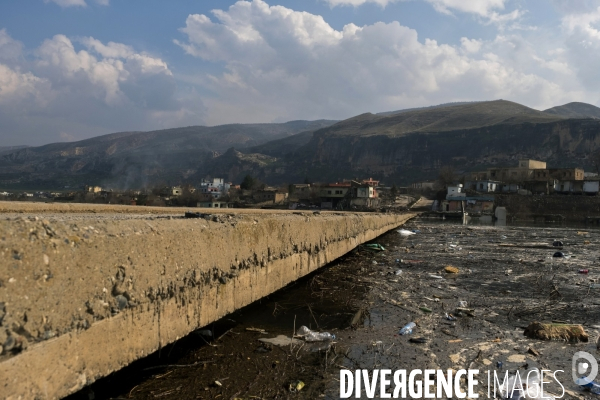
[0,31,203,145]
[460,37,482,53]
[324,0,395,6]
[95,0,109,5]
[176,0,584,125]
[44,0,87,8]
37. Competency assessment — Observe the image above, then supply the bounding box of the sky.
[1,0,600,146]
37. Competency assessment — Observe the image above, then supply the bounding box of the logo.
[572,351,598,384]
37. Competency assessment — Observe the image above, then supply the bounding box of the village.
[2,159,599,221]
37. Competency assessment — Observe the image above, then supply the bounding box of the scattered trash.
[246,327,267,333]
[496,361,503,370]
[395,258,401,263]
[591,284,600,289]
[577,231,589,236]
[419,307,432,313]
[444,266,459,274]
[429,274,444,279]
[579,269,589,274]
[552,240,563,247]
[523,322,588,342]
[372,260,378,265]
[289,380,305,393]
[501,235,507,239]
[296,326,335,342]
[399,322,416,335]
[505,269,513,276]
[397,229,416,237]
[409,337,427,344]
[458,301,468,308]
[445,313,457,321]
[214,380,223,387]
[259,335,302,346]
[361,243,385,252]
[394,269,403,276]
[553,252,565,258]
[585,240,591,245]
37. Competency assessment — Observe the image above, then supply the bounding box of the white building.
[199,178,230,198]
[584,180,599,195]
[446,184,465,199]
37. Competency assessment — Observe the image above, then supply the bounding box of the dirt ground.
[68,220,600,399]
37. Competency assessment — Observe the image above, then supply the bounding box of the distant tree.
[240,175,257,190]
[390,184,398,198]
[438,166,456,189]
[288,184,295,194]
[303,177,310,184]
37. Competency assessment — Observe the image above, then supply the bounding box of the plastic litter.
[409,337,427,344]
[579,269,589,274]
[419,307,432,313]
[394,269,403,275]
[552,240,563,247]
[397,229,416,237]
[399,322,416,335]
[429,274,444,279]
[444,266,459,274]
[362,243,385,252]
[458,301,468,308]
[553,251,565,258]
[296,326,335,342]
[372,260,377,265]
[445,313,457,321]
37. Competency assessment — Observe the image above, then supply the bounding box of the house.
[199,178,231,198]
[252,190,287,203]
[464,180,501,193]
[349,181,379,207]
[440,196,494,213]
[292,184,311,194]
[410,181,437,190]
[197,201,233,209]
[319,183,351,198]
[85,186,102,193]
[584,180,600,195]
[446,184,465,199]
[361,178,380,187]
[171,186,182,196]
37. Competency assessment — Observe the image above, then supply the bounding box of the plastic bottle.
[399,322,416,335]
[296,326,335,342]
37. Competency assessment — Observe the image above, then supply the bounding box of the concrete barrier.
[0,202,415,399]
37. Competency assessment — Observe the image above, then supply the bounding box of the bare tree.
[438,166,456,189]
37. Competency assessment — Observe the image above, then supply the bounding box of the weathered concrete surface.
[0,202,415,399]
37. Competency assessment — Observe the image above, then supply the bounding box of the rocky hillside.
[544,102,600,119]
[0,120,336,189]
[4,99,600,189]
[272,100,600,185]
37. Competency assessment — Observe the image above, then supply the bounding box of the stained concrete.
[0,202,415,399]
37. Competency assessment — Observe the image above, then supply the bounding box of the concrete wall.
[0,202,414,399]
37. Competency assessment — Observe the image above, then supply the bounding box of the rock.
[115,295,128,310]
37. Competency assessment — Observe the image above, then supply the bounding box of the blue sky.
[1,0,599,145]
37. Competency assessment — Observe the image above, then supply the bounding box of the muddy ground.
[68,220,600,399]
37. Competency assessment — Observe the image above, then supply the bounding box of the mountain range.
[2,101,600,189]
